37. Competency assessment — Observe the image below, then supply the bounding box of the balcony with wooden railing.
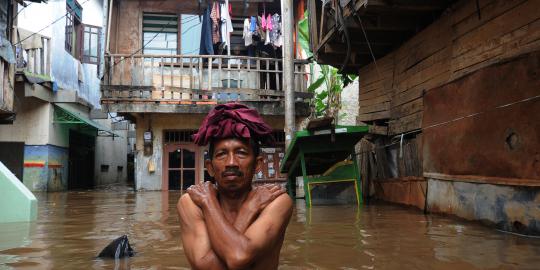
[101,54,313,115]
[15,35,51,79]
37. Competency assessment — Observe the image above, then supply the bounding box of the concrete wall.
[17,0,106,108]
[0,95,50,145]
[94,119,128,186]
[22,144,68,192]
[339,78,359,125]
[427,178,540,235]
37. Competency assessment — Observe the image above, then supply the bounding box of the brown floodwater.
[1,188,539,270]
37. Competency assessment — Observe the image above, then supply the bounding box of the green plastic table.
[279,125,368,207]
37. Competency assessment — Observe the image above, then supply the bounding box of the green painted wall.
[0,161,37,222]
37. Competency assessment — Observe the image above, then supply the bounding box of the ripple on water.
[1,191,540,269]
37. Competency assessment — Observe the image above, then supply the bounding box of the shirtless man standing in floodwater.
[177,103,293,270]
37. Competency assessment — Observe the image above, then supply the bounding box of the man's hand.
[245,184,286,213]
[187,181,218,208]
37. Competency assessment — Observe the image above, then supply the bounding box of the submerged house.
[309,0,540,234]
[0,0,130,191]
[102,0,312,191]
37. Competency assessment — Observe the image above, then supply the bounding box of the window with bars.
[164,130,197,143]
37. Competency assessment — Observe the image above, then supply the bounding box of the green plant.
[298,11,357,122]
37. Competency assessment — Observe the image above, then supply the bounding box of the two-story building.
[102,0,312,191]
[0,0,130,191]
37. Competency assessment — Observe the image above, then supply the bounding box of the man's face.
[205,138,263,193]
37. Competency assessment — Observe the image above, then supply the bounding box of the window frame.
[81,24,102,66]
[65,1,83,58]
[142,12,179,56]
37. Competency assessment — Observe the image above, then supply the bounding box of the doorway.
[164,144,198,191]
[0,142,24,181]
[68,130,95,189]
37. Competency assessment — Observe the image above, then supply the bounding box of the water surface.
[1,189,539,269]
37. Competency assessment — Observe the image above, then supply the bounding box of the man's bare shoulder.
[177,193,203,220]
[262,193,293,216]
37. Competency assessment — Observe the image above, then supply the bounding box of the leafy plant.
[298,11,357,122]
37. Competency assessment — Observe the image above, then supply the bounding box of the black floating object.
[97,235,135,259]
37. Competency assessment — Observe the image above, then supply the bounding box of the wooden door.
[163,144,198,191]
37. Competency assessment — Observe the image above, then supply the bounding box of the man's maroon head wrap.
[193,103,274,146]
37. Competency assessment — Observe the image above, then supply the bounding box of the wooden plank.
[199,57,203,90]
[359,89,389,101]
[150,57,154,85]
[452,0,526,40]
[109,55,114,85]
[394,46,451,84]
[388,111,422,135]
[189,57,193,89]
[130,56,135,86]
[391,96,423,119]
[46,38,51,75]
[359,101,390,114]
[308,0,319,52]
[160,57,165,87]
[391,87,423,108]
[208,57,213,91]
[368,125,388,135]
[451,18,540,79]
[359,94,390,107]
[424,172,540,187]
[451,0,494,26]
[357,110,390,122]
[453,0,539,56]
[120,57,125,85]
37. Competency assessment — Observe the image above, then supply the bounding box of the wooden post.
[109,55,114,85]
[150,57,155,86]
[120,56,125,85]
[281,0,296,148]
[130,56,134,86]
[160,57,164,88]
[208,57,213,91]
[199,57,203,90]
[46,38,51,76]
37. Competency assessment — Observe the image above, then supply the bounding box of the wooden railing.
[102,54,312,103]
[16,36,51,77]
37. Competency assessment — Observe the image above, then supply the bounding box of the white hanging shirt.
[220,3,234,48]
[243,18,252,46]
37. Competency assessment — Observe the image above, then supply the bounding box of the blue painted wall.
[23,145,69,192]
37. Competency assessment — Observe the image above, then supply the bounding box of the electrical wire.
[113,15,177,65]
[353,93,540,157]
[15,0,92,46]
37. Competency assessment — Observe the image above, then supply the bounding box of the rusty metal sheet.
[423,52,540,180]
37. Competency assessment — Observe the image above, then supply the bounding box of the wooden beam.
[365,0,452,13]
[424,172,540,187]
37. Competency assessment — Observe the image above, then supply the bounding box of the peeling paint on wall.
[426,178,540,235]
[23,145,68,192]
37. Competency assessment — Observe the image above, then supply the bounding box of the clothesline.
[199,0,283,57]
